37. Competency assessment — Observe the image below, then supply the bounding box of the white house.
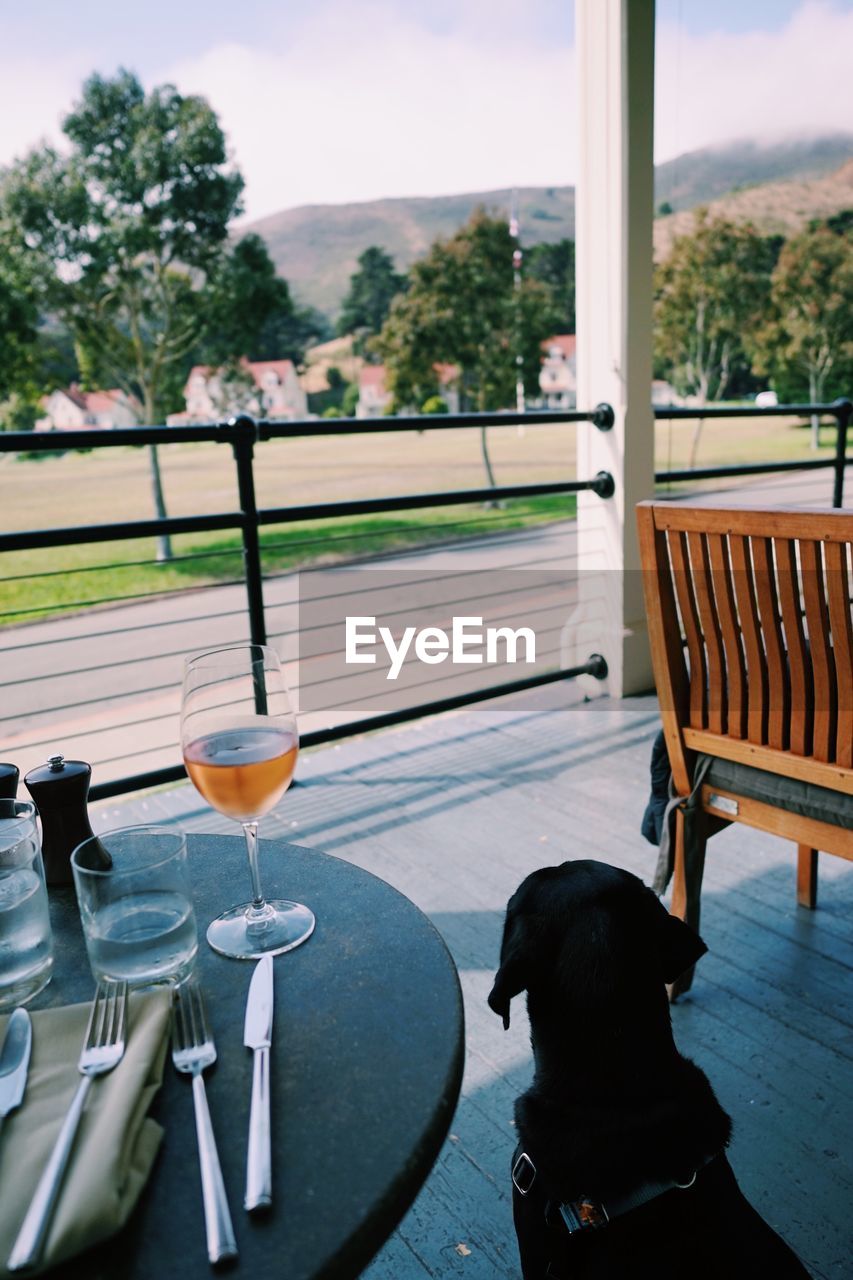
[538,335,577,409]
[356,363,461,418]
[176,359,308,423]
[37,386,139,431]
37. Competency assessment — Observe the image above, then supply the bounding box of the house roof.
[359,365,387,389]
[85,390,125,413]
[542,334,577,359]
[55,386,88,411]
[186,359,295,395]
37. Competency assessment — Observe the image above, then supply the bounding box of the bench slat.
[800,540,837,764]
[688,531,726,734]
[775,538,813,758]
[669,530,708,731]
[708,533,747,739]
[752,536,790,751]
[730,535,769,745]
[825,541,853,769]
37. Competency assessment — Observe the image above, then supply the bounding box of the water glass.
[0,800,54,1010]
[71,825,198,987]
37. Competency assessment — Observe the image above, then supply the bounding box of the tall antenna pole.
[510,189,525,415]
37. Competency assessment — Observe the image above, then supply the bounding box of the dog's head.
[488,860,706,1029]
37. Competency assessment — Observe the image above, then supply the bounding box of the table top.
[34,834,465,1280]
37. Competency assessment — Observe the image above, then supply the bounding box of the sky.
[1,0,851,222]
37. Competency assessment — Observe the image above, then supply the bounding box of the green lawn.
[0,413,839,626]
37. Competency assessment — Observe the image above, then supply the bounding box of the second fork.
[172,979,238,1265]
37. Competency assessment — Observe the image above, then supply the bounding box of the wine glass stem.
[242,822,269,921]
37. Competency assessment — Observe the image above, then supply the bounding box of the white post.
[569,0,656,697]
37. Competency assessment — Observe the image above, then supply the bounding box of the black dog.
[488,861,812,1279]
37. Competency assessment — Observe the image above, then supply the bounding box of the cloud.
[655,1,853,161]
[158,1,578,219]
[0,1,850,219]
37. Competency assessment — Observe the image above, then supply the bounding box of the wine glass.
[180,643,315,959]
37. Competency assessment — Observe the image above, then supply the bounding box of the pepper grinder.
[0,762,19,800]
[24,755,98,886]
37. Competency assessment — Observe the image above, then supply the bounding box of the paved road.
[1,466,846,786]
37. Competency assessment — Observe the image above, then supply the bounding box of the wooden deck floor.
[96,688,853,1280]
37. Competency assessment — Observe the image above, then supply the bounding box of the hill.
[653,133,853,212]
[244,134,853,319]
[653,157,853,259]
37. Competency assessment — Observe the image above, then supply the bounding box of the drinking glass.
[71,825,198,986]
[0,800,54,1010]
[180,644,314,959]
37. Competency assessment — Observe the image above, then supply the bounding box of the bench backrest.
[637,503,853,797]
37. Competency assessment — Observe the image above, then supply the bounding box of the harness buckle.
[558,1197,610,1233]
[512,1151,537,1196]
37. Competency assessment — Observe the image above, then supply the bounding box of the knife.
[243,954,274,1211]
[0,1008,32,1137]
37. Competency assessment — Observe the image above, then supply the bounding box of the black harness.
[510,1142,718,1278]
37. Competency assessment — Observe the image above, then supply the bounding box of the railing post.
[832,398,852,509]
[228,415,268,647]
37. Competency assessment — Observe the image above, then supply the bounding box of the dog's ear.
[659,912,707,983]
[488,914,539,1029]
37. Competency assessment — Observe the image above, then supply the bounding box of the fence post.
[832,398,852,509]
[228,414,268,647]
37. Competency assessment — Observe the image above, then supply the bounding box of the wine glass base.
[206,900,315,959]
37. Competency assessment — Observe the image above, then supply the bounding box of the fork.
[172,979,238,1265]
[7,980,128,1273]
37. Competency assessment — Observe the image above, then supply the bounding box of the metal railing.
[0,406,614,800]
[654,398,852,508]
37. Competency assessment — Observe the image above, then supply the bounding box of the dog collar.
[512,1149,716,1235]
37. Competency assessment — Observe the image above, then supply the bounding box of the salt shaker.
[24,755,98,887]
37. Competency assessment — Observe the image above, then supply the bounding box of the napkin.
[0,989,171,1277]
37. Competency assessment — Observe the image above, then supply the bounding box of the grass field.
[0,414,839,624]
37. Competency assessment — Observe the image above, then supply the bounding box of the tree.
[750,219,853,449]
[526,238,576,334]
[1,69,245,559]
[337,247,406,355]
[253,303,331,366]
[0,230,39,403]
[654,211,778,466]
[377,209,560,486]
[200,233,295,365]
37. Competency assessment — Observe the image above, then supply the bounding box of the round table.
[37,834,465,1279]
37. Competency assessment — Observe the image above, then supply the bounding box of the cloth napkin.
[0,989,171,1277]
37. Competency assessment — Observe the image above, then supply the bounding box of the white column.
[570,0,656,697]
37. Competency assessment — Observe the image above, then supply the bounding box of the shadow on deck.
[96,687,853,1280]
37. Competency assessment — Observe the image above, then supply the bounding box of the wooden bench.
[637,502,853,990]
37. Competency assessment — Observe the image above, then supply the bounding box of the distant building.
[356,363,460,418]
[37,386,139,431]
[356,365,391,418]
[539,335,577,409]
[172,359,307,423]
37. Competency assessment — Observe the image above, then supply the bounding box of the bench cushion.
[701,755,853,830]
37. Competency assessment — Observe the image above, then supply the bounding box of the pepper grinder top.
[24,754,97,886]
[0,762,19,800]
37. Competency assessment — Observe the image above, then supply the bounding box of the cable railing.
[2,397,850,800]
[0,407,615,799]
[654,398,852,507]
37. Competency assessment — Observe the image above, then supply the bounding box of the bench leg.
[668,806,706,1002]
[797,845,818,909]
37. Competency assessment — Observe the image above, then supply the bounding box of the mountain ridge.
[245,134,853,319]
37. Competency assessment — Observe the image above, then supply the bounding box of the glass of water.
[71,826,198,987]
[0,800,54,1010]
